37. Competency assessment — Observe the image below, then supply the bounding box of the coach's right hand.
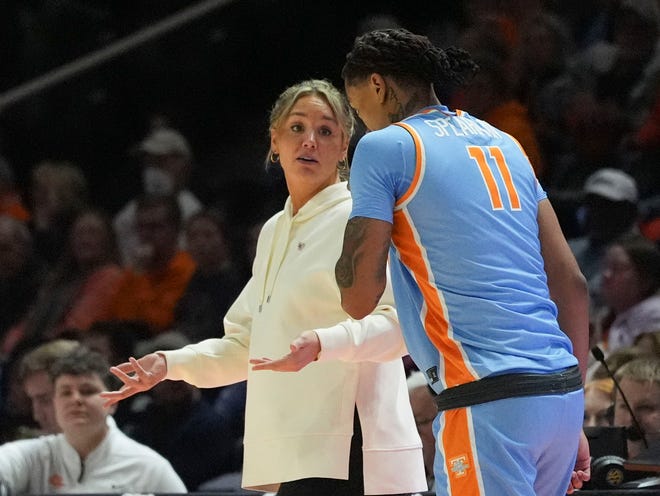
[100,353,167,407]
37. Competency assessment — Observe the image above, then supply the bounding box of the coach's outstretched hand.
[100,353,167,407]
[250,330,321,372]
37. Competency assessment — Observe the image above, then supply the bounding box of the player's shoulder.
[356,123,414,152]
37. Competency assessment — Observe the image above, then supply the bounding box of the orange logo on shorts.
[449,455,470,477]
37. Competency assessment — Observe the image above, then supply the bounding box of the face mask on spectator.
[142,166,174,195]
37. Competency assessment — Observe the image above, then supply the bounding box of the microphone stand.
[591,346,649,450]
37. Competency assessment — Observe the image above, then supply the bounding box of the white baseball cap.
[584,168,638,203]
[137,128,192,159]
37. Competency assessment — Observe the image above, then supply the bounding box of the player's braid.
[343,28,478,89]
[434,46,479,87]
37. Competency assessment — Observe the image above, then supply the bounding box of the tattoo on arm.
[336,216,390,293]
[335,257,353,288]
[336,218,366,289]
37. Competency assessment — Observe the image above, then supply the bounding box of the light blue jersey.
[349,106,584,495]
[349,106,577,393]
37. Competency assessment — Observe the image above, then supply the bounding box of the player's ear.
[370,73,388,104]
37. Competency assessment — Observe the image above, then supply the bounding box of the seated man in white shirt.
[0,345,187,494]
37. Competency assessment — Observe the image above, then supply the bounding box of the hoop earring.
[270,152,280,163]
[337,158,349,181]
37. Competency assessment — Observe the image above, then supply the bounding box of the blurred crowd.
[1,0,660,492]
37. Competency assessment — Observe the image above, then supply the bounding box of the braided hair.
[342,28,479,93]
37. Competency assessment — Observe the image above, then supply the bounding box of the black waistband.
[433,365,582,412]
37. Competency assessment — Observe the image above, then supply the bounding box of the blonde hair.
[615,356,660,384]
[18,339,81,382]
[267,79,355,181]
[590,345,649,380]
[584,377,614,396]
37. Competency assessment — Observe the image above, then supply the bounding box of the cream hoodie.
[163,182,426,494]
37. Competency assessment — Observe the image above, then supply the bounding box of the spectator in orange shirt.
[3,209,123,355]
[108,194,196,334]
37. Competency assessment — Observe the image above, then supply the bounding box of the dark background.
[0,0,464,224]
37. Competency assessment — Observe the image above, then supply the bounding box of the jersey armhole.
[393,122,426,210]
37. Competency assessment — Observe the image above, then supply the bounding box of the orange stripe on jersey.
[394,122,424,208]
[441,408,483,495]
[507,133,537,177]
[489,146,521,210]
[392,209,477,388]
[467,147,504,210]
